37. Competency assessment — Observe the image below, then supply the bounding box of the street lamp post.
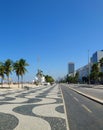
[88,50,90,84]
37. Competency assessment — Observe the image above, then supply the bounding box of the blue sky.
[0,0,103,81]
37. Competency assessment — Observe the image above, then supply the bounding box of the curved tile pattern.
[0,97,15,101]
[0,84,67,130]
[14,116,51,130]
[32,104,65,118]
[55,105,64,113]
[44,117,66,130]
[13,104,67,130]
[0,112,18,130]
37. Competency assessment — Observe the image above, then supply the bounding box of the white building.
[35,75,45,84]
[76,50,103,81]
[76,64,91,81]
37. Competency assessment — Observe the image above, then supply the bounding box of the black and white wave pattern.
[0,84,67,130]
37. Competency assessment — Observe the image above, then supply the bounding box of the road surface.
[60,84,103,130]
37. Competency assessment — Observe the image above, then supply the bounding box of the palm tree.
[0,62,5,87]
[13,59,29,88]
[13,61,20,88]
[4,59,13,88]
[19,59,29,88]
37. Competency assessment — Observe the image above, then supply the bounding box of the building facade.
[68,62,75,76]
[76,50,103,82]
[91,50,103,64]
[76,64,91,81]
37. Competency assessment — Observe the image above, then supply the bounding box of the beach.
[0,83,37,92]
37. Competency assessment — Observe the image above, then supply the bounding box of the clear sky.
[0,0,103,81]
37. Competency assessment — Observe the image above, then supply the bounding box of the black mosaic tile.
[0,112,19,130]
[55,105,64,113]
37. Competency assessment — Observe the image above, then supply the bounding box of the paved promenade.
[0,84,67,130]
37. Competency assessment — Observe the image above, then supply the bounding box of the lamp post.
[88,50,90,84]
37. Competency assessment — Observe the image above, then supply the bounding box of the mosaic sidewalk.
[0,84,68,130]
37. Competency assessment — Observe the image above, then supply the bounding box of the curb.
[59,86,70,130]
[69,87,103,105]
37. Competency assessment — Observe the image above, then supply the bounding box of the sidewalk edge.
[69,87,103,105]
[59,85,70,130]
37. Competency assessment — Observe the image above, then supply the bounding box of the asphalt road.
[60,84,103,130]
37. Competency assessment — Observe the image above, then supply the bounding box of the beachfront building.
[68,62,75,76]
[76,50,103,82]
[34,75,45,85]
[34,69,45,85]
[91,50,103,64]
[76,64,91,81]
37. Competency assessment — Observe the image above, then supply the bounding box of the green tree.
[90,63,99,84]
[19,59,29,88]
[13,61,20,88]
[99,57,103,67]
[75,72,79,83]
[98,72,103,84]
[4,59,13,88]
[45,75,54,84]
[66,75,75,83]
[66,73,79,84]
[0,62,5,87]
[99,57,103,72]
[82,76,88,83]
[13,59,29,88]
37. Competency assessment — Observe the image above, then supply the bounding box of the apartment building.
[76,50,103,81]
[68,62,75,76]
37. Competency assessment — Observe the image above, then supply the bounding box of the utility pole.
[37,56,40,71]
[88,50,90,84]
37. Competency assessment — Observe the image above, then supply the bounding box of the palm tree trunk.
[21,75,23,88]
[18,76,20,88]
[1,77,2,88]
[1,77,3,88]
[8,75,10,88]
